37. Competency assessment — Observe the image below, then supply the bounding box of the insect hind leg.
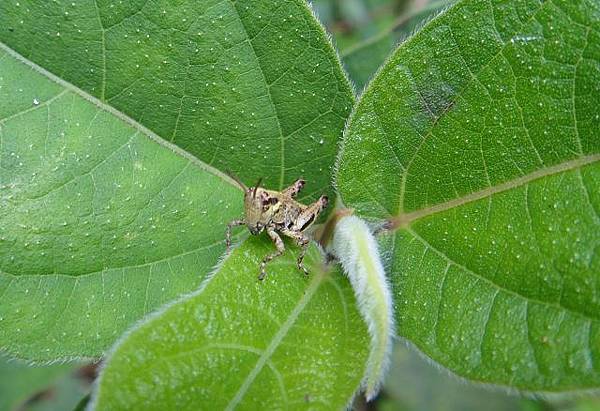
[292,195,328,233]
[281,179,305,198]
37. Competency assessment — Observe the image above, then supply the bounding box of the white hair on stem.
[330,214,394,401]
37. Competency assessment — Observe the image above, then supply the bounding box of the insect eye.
[260,195,277,205]
[261,196,277,211]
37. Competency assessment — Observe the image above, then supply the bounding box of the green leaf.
[336,0,600,391]
[0,0,353,361]
[0,0,353,199]
[92,237,368,410]
[0,45,242,360]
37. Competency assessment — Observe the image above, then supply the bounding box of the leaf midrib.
[0,237,226,278]
[228,0,287,190]
[0,41,242,192]
[390,154,600,229]
[224,267,327,410]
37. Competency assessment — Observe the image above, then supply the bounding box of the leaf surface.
[92,238,369,410]
[336,0,600,391]
[0,45,242,360]
[0,0,353,198]
[0,0,353,361]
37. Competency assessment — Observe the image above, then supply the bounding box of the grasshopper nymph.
[226,176,328,280]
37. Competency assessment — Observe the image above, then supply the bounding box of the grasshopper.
[226,176,328,280]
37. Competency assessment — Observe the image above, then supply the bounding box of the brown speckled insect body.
[226,177,328,280]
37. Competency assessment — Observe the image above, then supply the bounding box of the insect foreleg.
[280,228,310,275]
[281,179,305,198]
[226,219,246,251]
[259,226,285,280]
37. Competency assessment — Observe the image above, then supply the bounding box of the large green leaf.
[0,45,242,360]
[0,0,353,199]
[92,237,368,410]
[0,0,353,361]
[336,0,600,391]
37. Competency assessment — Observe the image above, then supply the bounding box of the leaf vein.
[407,228,600,322]
[392,154,600,228]
[0,89,68,124]
[25,131,137,203]
[577,168,600,223]
[477,288,498,366]
[228,0,287,189]
[397,0,551,210]
[224,268,326,410]
[0,41,242,191]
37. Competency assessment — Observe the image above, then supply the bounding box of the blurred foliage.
[0,356,92,411]
[312,0,401,50]
[311,0,455,89]
[377,343,536,411]
[354,342,600,411]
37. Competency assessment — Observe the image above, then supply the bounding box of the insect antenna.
[225,170,248,191]
[252,177,263,199]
